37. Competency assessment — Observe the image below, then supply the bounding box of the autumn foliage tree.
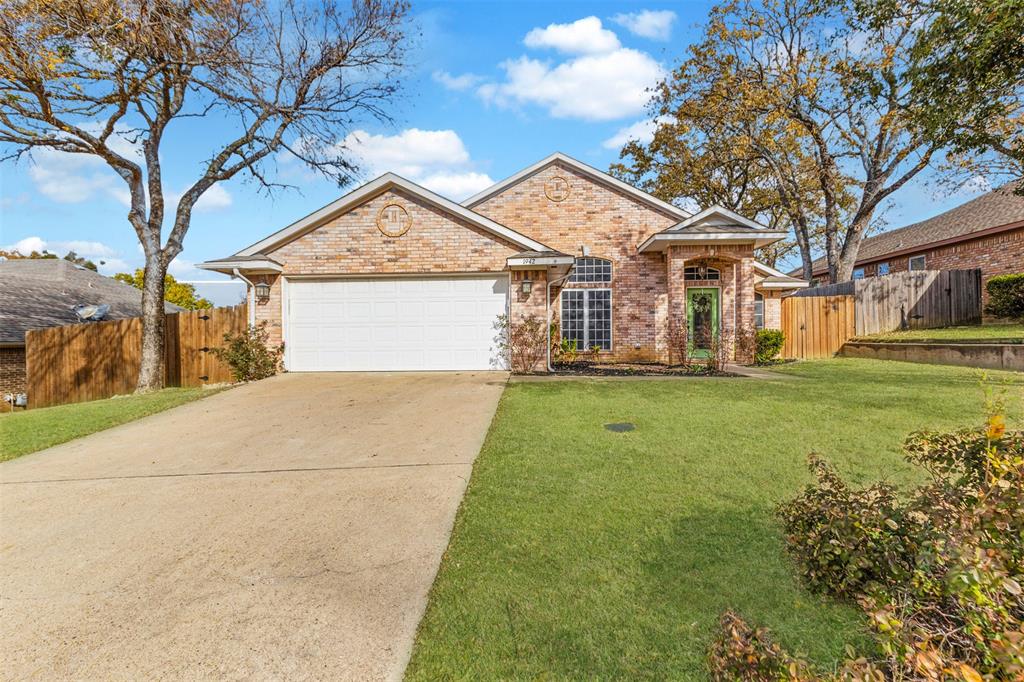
[615,0,1017,282]
[0,0,408,390]
[114,269,212,310]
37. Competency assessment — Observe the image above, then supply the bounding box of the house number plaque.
[376,203,411,237]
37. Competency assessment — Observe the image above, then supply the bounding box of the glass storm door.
[687,288,720,359]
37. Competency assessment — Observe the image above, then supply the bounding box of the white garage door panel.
[287,276,509,371]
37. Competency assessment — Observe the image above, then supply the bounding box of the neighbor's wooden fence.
[781,295,855,359]
[782,269,982,358]
[25,304,247,408]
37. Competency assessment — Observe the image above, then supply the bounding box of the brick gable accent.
[250,188,523,345]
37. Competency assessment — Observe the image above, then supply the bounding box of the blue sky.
[0,1,994,305]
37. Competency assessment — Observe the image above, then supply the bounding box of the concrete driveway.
[0,372,507,681]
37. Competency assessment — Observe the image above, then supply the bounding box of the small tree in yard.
[0,0,409,391]
[496,314,547,374]
[211,322,283,382]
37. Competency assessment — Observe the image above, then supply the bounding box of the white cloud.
[479,48,664,121]
[336,128,494,200]
[193,184,232,212]
[432,70,484,91]
[2,236,131,274]
[524,17,621,55]
[602,118,663,149]
[610,10,677,41]
[27,148,127,205]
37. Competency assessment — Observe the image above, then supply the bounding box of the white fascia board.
[196,259,283,274]
[757,280,810,289]
[637,231,789,252]
[507,255,575,268]
[666,205,769,232]
[753,261,790,278]
[235,172,548,257]
[463,152,691,220]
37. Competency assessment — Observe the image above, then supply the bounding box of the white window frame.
[561,287,613,351]
[908,255,926,271]
[754,292,765,330]
[878,262,890,276]
[567,257,613,284]
[684,265,721,281]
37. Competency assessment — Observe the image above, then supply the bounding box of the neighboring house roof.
[462,152,692,220]
[227,172,551,259]
[0,259,181,345]
[798,181,1024,276]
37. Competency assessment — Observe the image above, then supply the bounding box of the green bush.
[984,273,1024,321]
[211,322,284,382]
[759,419,1024,679]
[754,329,785,364]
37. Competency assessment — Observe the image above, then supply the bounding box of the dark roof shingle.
[0,259,180,345]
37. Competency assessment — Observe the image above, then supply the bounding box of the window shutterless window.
[878,262,890,275]
[853,267,865,280]
[754,292,764,329]
[561,289,612,350]
[908,255,926,271]
[567,257,612,283]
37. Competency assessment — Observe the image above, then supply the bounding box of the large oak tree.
[0,0,409,390]
[615,0,1006,282]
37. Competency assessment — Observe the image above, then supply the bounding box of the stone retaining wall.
[840,341,1023,372]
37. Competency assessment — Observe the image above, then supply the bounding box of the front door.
[687,288,720,359]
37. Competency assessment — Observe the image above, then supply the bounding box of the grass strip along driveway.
[406,359,1023,680]
[0,387,219,462]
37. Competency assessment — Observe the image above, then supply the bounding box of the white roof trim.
[507,254,575,268]
[637,231,789,252]
[753,261,791,278]
[235,172,549,257]
[666,205,769,232]
[196,259,283,274]
[757,279,810,289]
[462,152,692,219]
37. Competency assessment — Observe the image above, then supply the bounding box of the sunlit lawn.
[406,358,1023,680]
[856,322,1023,343]
[0,387,221,462]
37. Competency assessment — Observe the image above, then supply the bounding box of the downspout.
[546,269,575,373]
[232,268,256,327]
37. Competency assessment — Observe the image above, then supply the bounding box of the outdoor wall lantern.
[254,281,271,303]
[521,279,533,294]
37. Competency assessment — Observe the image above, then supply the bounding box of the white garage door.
[286,276,509,371]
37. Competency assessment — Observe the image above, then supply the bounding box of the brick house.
[198,153,807,372]
[0,259,179,404]
[799,182,1024,302]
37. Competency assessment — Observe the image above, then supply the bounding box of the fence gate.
[165,305,248,386]
[781,295,855,360]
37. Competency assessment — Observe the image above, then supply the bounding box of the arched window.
[754,292,765,329]
[567,257,612,283]
[684,265,720,281]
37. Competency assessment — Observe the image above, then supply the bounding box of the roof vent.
[72,303,110,322]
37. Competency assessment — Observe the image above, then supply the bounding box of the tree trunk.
[137,256,168,392]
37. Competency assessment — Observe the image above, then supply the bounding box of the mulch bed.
[550,361,738,377]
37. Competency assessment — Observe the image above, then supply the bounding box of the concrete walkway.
[0,372,507,681]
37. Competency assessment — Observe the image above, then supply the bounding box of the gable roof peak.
[232,171,550,257]
[462,151,692,220]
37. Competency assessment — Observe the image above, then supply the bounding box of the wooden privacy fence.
[25,304,247,408]
[782,269,982,358]
[781,295,855,359]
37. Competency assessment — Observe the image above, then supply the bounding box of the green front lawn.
[855,322,1024,343]
[407,359,1023,680]
[0,387,220,462]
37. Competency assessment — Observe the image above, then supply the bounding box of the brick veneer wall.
[254,188,523,346]
[473,162,682,362]
[1,346,27,399]
[761,291,783,330]
[828,226,1023,306]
